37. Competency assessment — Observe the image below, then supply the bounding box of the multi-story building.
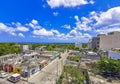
[88,39,92,49]
[98,31,120,50]
[88,31,120,50]
[21,45,30,54]
[75,42,82,49]
[88,37,98,49]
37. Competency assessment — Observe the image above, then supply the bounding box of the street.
[29,52,68,84]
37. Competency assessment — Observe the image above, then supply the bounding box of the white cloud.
[95,7,120,27]
[83,33,92,38]
[28,19,41,29]
[53,12,59,16]
[89,0,94,4]
[71,7,120,36]
[47,0,94,8]
[0,19,92,42]
[51,29,60,34]
[95,27,120,34]
[0,22,29,36]
[0,23,11,32]
[0,23,16,36]
[33,28,54,36]
[69,29,78,36]
[11,32,17,36]
[74,15,79,21]
[56,33,65,38]
[18,33,25,38]
[16,26,29,32]
[61,24,71,29]
[31,19,38,25]
[74,15,92,31]
[30,7,120,42]
[84,6,120,35]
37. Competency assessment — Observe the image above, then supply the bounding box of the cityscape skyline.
[0,0,120,43]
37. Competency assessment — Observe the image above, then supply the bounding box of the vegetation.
[31,43,41,50]
[82,43,88,48]
[98,56,120,73]
[0,43,21,56]
[70,56,80,62]
[92,47,98,52]
[0,43,75,56]
[57,64,85,84]
[31,43,75,51]
[74,47,80,51]
[113,49,120,53]
[91,56,120,77]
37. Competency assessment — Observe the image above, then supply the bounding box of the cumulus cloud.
[74,15,79,21]
[33,28,54,36]
[95,27,120,34]
[61,24,71,29]
[68,29,92,39]
[11,32,17,36]
[0,21,29,37]
[69,29,78,36]
[89,0,94,4]
[51,29,60,35]
[0,23,14,33]
[47,0,94,8]
[74,15,92,31]
[53,12,59,16]
[95,7,120,27]
[32,19,38,25]
[18,33,25,38]
[28,19,41,29]
[16,26,29,32]
[71,6,120,36]
[86,6,120,35]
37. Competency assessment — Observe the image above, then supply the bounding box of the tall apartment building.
[88,31,120,50]
[88,37,98,49]
[98,31,120,50]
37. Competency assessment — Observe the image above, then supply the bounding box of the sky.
[0,0,120,43]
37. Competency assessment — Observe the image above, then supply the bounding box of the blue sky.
[0,0,120,43]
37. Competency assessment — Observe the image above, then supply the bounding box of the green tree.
[82,43,88,48]
[97,56,120,75]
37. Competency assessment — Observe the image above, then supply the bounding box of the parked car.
[7,73,21,83]
[0,72,8,78]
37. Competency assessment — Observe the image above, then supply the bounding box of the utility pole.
[57,59,59,77]
[27,60,30,82]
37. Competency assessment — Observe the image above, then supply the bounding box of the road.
[29,52,68,84]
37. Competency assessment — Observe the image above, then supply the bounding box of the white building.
[75,42,82,49]
[21,45,29,53]
[98,31,120,50]
[88,31,120,51]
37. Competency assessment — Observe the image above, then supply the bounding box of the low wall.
[108,51,120,60]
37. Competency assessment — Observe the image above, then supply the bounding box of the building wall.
[92,37,98,49]
[88,37,98,49]
[108,51,120,60]
[22,45,29,53]
[99,32,120,50]
[75,42,82,49]
[88,39,91,49]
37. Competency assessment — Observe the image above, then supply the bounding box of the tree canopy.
[98,56,120,73]
[0,43,21,56]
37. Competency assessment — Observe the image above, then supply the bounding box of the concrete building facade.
[75,42,82,49]
[88,31,120,50]
[98,31,120,50]
[88,37,98,49]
